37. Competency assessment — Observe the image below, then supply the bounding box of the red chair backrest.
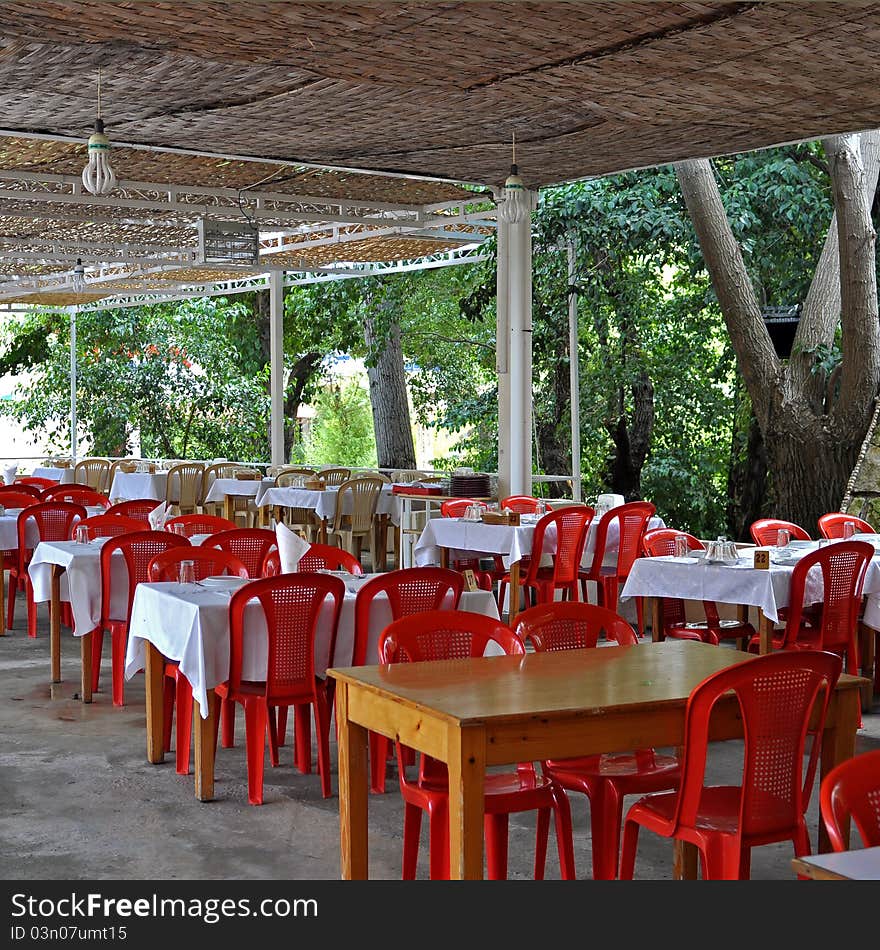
[297,543,363,575]
[15,476,57,489]
[817,513,875,539]
[106,499,161,522]
[514,602,637,651]
[148,547,249,582]
[749,518,811,545]
[100,531,191,623]
[500,495,540,514]
[165,513,236,537]
[0,484,41,500]
[73,515,145,540]
[522,506,594,587]
[0,490,42,509]
[674,650,841,840]
[641,529,706,628]
[199,528,277,577]
[17,502,87,566]
[352,567,465,666]
[782,540,873,655]
[587,501,656,576]
[227,573,346,702]
[440,498,487,517]
[380,609,524,662]
[820,749,880,851]
[41,484,109,508]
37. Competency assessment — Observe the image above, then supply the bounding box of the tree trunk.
[364,316,416,470]
[283,351,322,462]
[725,394,768,541]
[605,371,654,500]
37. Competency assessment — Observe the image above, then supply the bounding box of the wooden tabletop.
[792,845,880,880]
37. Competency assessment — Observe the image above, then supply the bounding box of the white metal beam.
[269,271,285,467]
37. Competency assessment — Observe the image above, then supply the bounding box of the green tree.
[297,380,377,467]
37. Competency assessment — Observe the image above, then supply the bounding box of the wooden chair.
[325,476,384,570]
[73,458,110,493]
[165,461,204,515]
[200,462,237,517]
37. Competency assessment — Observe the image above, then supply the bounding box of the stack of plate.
[449,473,490,497]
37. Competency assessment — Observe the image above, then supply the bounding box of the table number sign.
[753,549,770,570]
[463,569,480,592]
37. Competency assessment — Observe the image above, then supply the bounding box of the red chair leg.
[26,581,37,638]
[294,703,312,774]
[485,813,509,880]
[585,778,623,880]
[618,818,641,879]
[551,784,577,880]
[402,802,423,879]
[90,629,104,693]
[267,707,280,768]
[277,706,288,746]
[110,628,126,706]
[6,572,16,630]
[162,677,175,754]
[313,693,332,798]
[534,807,551,879]
[175,677,193,776]
[427,802,450,880]
[243,700,268,806]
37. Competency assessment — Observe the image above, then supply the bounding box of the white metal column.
[268,270,285,467]
[496,219,511,499]
[567,240,582,502]
[69,306,77,464]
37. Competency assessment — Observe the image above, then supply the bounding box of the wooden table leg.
[50,564,62,683]
[818,685,862,852]
[673,840,699,880]
[447,723,486,879]
[395,525,402,570]
[144,642,166,764]
[320,518,328,544]
[224,495,234,523]
[650,597,664,642]
[336,682,369,880]
[758,611,775,655]
[508,559,520,625]
[193,688,217,802]
[377,514,389,573]
[79,630,93,704]
[439,546,449,569]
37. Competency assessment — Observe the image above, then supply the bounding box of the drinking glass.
[843,521,856,539]
[674,533,689,558]
[776,527,790,549]
[170,522,187,537]
[75,524,90,545]
[178,560,196,585]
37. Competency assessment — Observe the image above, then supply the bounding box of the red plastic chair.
[214,573,346,803]
[439,498,487,517]
[164,513,236,538]
[72,514,145,540]
[818,513,875,539]
[0,485,42,502]
[147,547,249,775]
[40,484,109,509]
[105,499,161,522]
[15,476,57,489]
[92,531,191,705]
[749,518,811,545]
[579,501,655,634]
[746,540,873,675]
[514,601,681,879]
[354,567,465,793]
[642,528,756,647]
[500,495,541,514]
[620,650,842,880]
[380,610,576,880]
[498,506,593,609]
[276,542,363,575]
[820,749,880,852]
[200,528,277,578]
[7,502,87,637]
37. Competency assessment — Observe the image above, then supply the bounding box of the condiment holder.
[703,537,741,563]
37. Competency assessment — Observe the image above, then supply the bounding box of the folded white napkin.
[3,464,17,485]
[148,501,168,530]
[276,521,310,572]
[597,493,625,510]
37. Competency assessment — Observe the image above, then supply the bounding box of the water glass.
[75,524,90,545]
[674,533,689,558]
[170,522,187,537]
[178,560,196,585]
[536,498,547,517]
[776,528,790,549]
[843,521,856,539]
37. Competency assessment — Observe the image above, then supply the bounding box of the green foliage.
[295,381,377,468]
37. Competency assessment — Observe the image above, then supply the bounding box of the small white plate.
[199,576,249,590]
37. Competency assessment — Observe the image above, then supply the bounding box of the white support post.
[496,219,511,500]
[69,306,77,464]
[268,270,285,467]
[567,240,582,502]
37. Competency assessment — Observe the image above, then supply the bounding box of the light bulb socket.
[94,117,105,135]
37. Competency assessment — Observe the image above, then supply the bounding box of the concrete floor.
[1,593,878,881]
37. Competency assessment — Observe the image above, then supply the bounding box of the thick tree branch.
[675,158,780,428]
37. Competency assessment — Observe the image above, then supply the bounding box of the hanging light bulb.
[81,68,117,195]
[71,258,85,293]
[497,131,530,224]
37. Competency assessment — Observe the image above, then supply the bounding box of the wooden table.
[792,845,880,880]
[328,639,865,879]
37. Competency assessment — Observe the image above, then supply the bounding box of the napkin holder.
[481,510,520,526]
[304,478,326,491]
[235,471,260,481]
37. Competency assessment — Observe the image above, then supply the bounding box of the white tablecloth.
[32,467,75,484]
[255,484,398,524]
[1,505,107,552]
[621,545,880,624]
[125,580,499,715]
[204,477,272,504]
[108,471,169,502]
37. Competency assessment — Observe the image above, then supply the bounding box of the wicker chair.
[165,461,204,515]
[200,463,238,517]
[326,476,384,569]
[272,469,320,540]
[73,458,110,493]
[318,467,351,487]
